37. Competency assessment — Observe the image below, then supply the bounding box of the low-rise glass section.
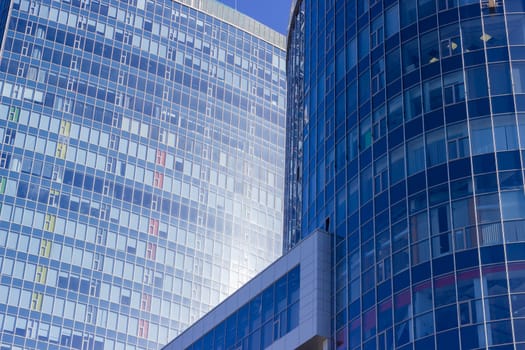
[166,265,300,350]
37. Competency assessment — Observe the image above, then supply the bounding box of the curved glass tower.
[288,0,525,349]
[0,0,286,349]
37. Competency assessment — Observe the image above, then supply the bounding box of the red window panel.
[146,243,157,260]
[156,150,166,166]
[141,293,152,312]
[153,172,164,188]
[148,218,159,236]
[138,319,149,338]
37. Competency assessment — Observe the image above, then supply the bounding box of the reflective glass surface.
[163,265,300,350]
[0,0,286,349]
[287,0,525,348]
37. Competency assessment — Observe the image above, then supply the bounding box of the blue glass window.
[507,14,525,45]
[493,114,519,151]
[388,94,403,129]
[407,137,425,175]
[476,193,501,223]
[466,66,488,99]
[404,85,422,121]
[461,19,483,51]
[470,117,494,155]
[420,31,439,66]
[390,145,405,183]
[501,190,525,220]
[512,62,525,93]
[423,77,442,112]
[426,128,446,166]
[489,63,512,95]
[359,25,370,59]
[402,38,419,74]
[400,0,417,27]
[347,38,357,70]
[386,48,401,83]
[385,5,400,38]
[440,24,461,58]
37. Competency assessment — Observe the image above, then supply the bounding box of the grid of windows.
[0,0,286,349]
[288,0,525,349]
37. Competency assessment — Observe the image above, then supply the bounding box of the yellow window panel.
[35,266,48,283]
[31,293,43,311]
[55,143,67,159]
[44,214,56,232]
[40,239,52,257]
[59,120,71,136]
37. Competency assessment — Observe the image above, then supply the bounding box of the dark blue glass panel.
[411,262,431,284]
[427,165,448,187]
[492,95,515,114]
[473,153,496,174]
[393,270,410,292]
[424,109,444,130]
[455,249,479,270]
[445,102,467,123]
[432,255,454,275]
[435,305,458,331]
[436,329,459,349]
[475,173,498,193]
[468,98,490,117]
[405,117,423,139]
[481,246,505,264]
[497,151,521,170]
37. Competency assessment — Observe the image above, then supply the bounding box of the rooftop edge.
[176,0,287,49]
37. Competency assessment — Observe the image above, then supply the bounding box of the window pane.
[407,136,425,175]
[461,19,483,51]
[423,77,442,112]
[501,191,525,220]
[483,16,507,48]
[470,117,494,155]
[385,4,400,38]
[476,193,500,224]
[400,0,417,27]
[426,128,446,166]
[512,62,525,93]
[488,63,512,95]
[466,66,488,99]
[418,0,436,18]
[388,94,403,128]
[507,14,525,45]
[386,48,401,82]
[402,38,419,74]
[420,31,439,66]
[404,85,422,121]
[493,114,518,151]
[390,145,405,183]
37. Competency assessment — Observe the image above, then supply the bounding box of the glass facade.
[283,1,305,251]
[0,0,286,349]
[287,0,525,349]
[165,265,301,350]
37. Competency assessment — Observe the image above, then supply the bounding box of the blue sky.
[217,0,293,35]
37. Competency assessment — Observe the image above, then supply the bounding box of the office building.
[291,0,525,348]
[167,0,525,349]
[0,0,287,349]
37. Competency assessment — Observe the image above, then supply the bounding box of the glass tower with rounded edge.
[287,0,525,349]
[0,0,286,349]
